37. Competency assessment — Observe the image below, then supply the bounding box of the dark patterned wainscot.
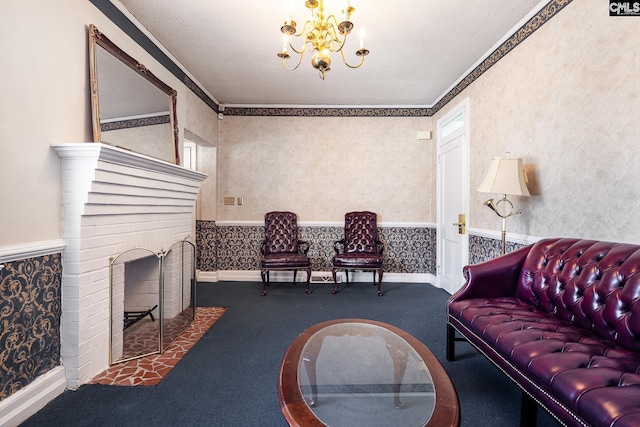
[0,253,62,400]
[196,220,217,272]
[468,234,527,265]
[197,222,436,275]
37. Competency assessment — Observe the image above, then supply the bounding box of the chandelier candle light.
[478,155,531,255]
[277,0,369,80]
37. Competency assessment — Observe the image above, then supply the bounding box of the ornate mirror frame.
[88,24,180,165]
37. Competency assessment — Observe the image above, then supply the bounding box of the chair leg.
[260,270,268,296]
[332,268,339,294]
[305,267,311,294]
[293,269,297,284]
[376,269,383,296]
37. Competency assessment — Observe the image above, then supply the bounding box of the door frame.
[436,98,470,293]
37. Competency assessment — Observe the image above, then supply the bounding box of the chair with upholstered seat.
[260,211,311,296]
[332,211,384,296]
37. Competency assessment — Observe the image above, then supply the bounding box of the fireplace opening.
[109,239,197,365]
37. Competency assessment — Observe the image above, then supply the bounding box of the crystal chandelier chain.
[277,0,369,80]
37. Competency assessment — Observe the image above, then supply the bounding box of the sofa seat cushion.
[449,297,640,426]
[576,384,640,427]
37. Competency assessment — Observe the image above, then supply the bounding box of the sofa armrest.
[449,244,532,303]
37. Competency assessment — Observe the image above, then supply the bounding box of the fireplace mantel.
[52,143,205,181]
[52,143,207,388]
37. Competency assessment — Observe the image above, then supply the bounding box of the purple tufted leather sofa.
[447,238,640,427]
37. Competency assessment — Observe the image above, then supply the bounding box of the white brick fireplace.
[52,143,207,388]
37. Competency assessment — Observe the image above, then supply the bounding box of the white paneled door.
[437,100,469,295]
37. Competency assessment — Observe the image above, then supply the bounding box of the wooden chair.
[332,211,384,296]
[260,211,311,296]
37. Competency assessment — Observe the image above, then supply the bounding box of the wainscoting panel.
[468,234,528,265]
[0,253,62,401]
[196,221,436,275]
[196,220,217,272]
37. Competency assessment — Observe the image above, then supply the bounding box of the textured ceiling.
[114,0,545,107]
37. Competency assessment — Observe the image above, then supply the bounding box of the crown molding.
[94,0,572,117]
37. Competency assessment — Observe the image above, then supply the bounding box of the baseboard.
[199,270,435,284]
[0,366,67,427]
[348,272,435,283]
[197,270,219,282]
[217,270,262,282]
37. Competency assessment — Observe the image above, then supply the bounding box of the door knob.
[452,213,466,235]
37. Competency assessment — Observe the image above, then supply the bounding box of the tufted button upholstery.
[447,238,640,427]
[262,211,301,256]
[332,211,384,296]
[259,211,311,296]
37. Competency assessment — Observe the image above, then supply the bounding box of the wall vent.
[311,272,341,284]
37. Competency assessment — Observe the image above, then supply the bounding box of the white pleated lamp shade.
[478,156,530,196]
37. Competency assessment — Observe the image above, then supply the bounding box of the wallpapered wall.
[197,221,436,275]
[0,254,62,401]
[434,0,640,244]
[214,116,434,223]
[2,0,219,247]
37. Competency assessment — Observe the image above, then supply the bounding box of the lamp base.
[484,194,522,255]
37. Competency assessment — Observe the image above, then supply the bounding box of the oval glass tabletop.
[278,319,459,427]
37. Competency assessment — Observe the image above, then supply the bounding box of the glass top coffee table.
[278,319,459,427]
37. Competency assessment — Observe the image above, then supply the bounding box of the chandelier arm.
[288,41,306,56]
[339,48,366,69]
[326,14,340,25]
[325,22,347,52]
[292,19,314,39]
[281,49,307,72]
[287,21,315,55]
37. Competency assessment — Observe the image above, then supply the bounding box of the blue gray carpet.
[21,280,558,426]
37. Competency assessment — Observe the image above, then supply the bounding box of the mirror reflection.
[89,24,179,164]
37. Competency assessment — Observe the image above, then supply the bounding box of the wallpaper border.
[93,0,572,117]
[100,114,170,132]
[430,0,573,114]
[224,0,573,117]
[222,107,433,118]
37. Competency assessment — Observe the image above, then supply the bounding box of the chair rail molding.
[0,240,66,263]
[216,220,436,228]
[467,227,540,246]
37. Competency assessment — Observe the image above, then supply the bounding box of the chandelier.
[277,0,369,80]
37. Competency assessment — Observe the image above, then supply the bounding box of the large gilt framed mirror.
[89,24,180,164]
